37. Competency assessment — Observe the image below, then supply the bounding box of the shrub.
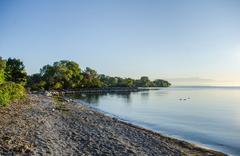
[0,82,25,106]
[0,57,6,84]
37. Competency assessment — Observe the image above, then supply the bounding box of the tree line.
[0,57,171,106]
[27,60,171,90]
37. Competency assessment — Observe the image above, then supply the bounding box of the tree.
[40,60,83,90]
[0,57,26,106]
[153,79,171,87]
[27,73,46,90]
[125,78,134,87]
[4,58,27,85]
[81,67,102,88]
[116,78,134,87]
[84,67,97,77]
[108,77,118,87]
[134,76,151,87]
[98,74,109,87]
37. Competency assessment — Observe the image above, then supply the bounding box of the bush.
[0,57,6,84]
[0,82,25,106]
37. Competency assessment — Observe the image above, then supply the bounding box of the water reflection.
[70,92,132,105]
[113,92,132,104]
[140,91,149,101]
[69,93,102,104]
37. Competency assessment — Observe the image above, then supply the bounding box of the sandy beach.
[0,94,226,156]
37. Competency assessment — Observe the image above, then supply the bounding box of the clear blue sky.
[0,0,240,85]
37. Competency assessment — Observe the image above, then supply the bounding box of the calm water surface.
[73,86,240,155]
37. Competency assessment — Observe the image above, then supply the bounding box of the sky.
[0,0,240,86]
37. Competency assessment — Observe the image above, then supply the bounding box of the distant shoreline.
[0,94,226,155]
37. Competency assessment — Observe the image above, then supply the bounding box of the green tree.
[108,77,118,87]
[153,79,171,87]
[40,60,83,90]
[135,76,151,87]
[116,78,134,87]
[27,73,46,90]
[4,58,27,85]
[0,57,26,106]
[125,78,134,87]
[81,67,102,88]
[98,74,109,87]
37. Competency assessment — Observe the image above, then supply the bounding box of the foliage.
[0,82,25,106]
[0,57,6,84]
[152,79,171,87]
[28,60,171,91]
[0,57,26,106]
[28,60,83,90]
[99,75,117,87]
[134,76,151,87]
[27,73,46,90]
[4,58,27,85]
[81,67,102,88]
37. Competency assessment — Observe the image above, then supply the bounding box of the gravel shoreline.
[0,94,227,156]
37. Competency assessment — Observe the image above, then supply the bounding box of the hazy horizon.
[1,0,240,86]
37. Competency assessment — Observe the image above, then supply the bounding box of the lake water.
[72,86,240,155]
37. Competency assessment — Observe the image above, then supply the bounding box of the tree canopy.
[4,58,27,85]
[0,57,26,106]
[38,60,83,90]
[27,60,171,91]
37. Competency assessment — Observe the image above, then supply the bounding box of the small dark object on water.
[179,98,190,101]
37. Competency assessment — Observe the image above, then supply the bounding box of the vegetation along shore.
[0,56,170,106]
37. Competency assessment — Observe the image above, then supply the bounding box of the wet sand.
[0,94,226,155]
